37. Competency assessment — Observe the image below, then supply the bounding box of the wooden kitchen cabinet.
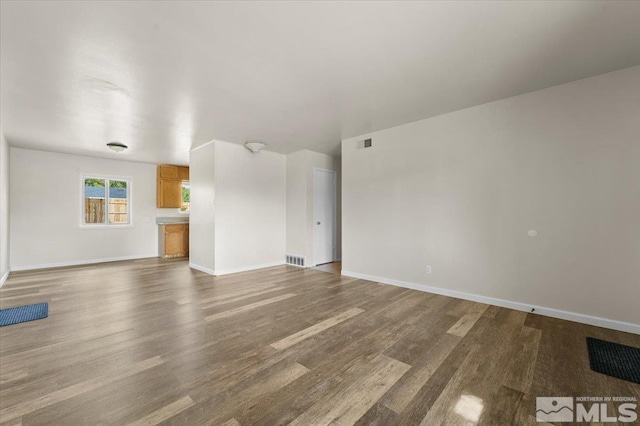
[158,178,182,208]
[179,167,189,180]
[183,224,189,254]
[157,165,189,208]
[159,224,189,258]
[159,165,180,179]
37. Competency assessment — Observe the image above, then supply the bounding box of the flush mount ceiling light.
[107,142,128,153]
[244,141,266,153]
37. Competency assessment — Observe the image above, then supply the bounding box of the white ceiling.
[2,1,640,165]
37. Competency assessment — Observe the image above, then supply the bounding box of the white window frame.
[80,173,133,228]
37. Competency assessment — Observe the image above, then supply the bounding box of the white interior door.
[313,169,336,265]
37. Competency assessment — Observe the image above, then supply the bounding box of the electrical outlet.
[426,265,432,275]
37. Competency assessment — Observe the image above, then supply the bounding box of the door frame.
[313,168,337,266]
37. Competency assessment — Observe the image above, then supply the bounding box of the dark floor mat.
[586,337,640,385]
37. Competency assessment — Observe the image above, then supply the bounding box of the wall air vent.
[285,254,305,267]
[356,138,372,149]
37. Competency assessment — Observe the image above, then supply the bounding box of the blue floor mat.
[0,303,49,327]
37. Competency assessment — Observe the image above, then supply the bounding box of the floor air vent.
[286,254,305,267]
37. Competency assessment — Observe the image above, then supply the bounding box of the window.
[181,181,190,212]
[82,175,131,226]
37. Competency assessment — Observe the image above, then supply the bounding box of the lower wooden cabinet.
[159,224,189,258]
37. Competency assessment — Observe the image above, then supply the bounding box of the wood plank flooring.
[311,262,341,275]
[0,258,638,425]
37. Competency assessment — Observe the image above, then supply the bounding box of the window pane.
[84,178,105,223]
[181,182,190,212]
[108,180,128,223]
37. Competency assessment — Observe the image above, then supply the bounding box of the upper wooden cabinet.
[159,165,180,179]
[180,167,189,180]
[157,165,189,208]
[158,178,182,207]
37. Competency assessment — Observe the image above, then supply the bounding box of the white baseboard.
[342,270,640,335]
[214,261,286,276]
[285,263,306,269]
[189,262,216,276]
[0,270,9,288]
[10,255,158,272]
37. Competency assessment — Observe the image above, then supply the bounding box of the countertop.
[156,216,189,225]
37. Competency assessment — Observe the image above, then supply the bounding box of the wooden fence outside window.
[85,198,128,224]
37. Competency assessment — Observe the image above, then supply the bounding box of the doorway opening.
[312,261,342,275]
[313,168,337,267]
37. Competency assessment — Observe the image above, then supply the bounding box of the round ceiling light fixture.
[244,141,266,153]
[107,141,128,153]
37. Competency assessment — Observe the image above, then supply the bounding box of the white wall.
[10,148,158,270]
[156,208,188,218]
[286,150,307,258]
[214,141,286,274]
[189,142,216,274]
[286,150,342,266]
[342,66,640,330]
[0,125,9,285]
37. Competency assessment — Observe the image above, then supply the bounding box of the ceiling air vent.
[356,138,372,149]
[286,254,305,267]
